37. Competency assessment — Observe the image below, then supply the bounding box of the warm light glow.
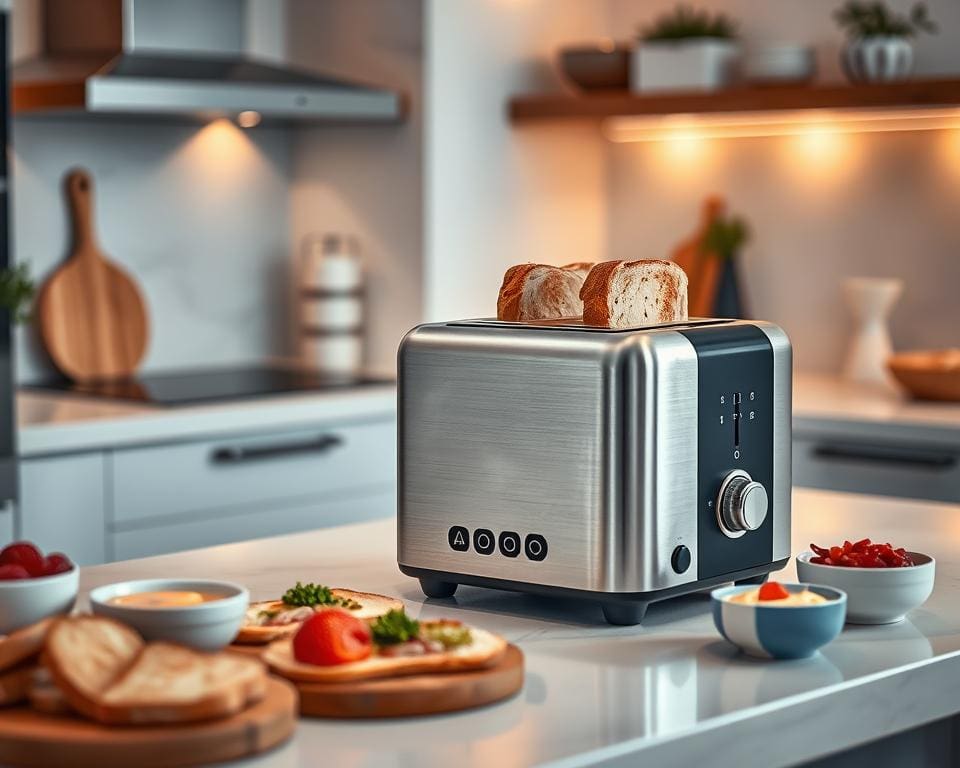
[173,119,265,187]
[780,122,858,183]
[940,128,960,172]
[604,107,960,143]
[236,110,262,128]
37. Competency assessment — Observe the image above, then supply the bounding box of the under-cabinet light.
[236,110,262,129]
[604,107,960,143]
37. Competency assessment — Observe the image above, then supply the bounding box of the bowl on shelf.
[711,583,847,659]
[559,43,630,90]
[0,567,79,634]
[90,578,249,651]
[742,44,816,85]
[796,551,935,625]
[888,349,960,401]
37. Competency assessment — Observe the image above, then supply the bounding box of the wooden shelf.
[509,78,960,122]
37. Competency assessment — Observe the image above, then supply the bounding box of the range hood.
[12,0,403,124]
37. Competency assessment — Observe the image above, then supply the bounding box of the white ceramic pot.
[843,36,914,82]
[841,277,902,390]
[632,39,740,92]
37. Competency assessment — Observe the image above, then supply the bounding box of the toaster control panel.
[681,324,775,580]
[448,526,548,561]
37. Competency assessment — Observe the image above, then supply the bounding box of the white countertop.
[74,488,960,768]
[16,387,397,457]
[794,374,960,445]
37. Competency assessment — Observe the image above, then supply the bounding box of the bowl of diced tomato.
[796,539,934,625]
[0,541,78,634]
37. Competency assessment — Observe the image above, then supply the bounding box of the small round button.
[671,545,691,574]
[473,528,495,555]
[448,526,469,552]
[499,531,521,558]
[524,534,548,562]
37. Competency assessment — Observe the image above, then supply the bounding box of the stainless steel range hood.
[13,0,403,124]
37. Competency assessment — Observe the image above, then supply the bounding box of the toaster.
[397,317,792,624]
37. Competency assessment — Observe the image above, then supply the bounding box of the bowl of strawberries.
[796,539,934,625]
[0,541,77,633]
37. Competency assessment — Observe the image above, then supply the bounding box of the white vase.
[631,39,740,92]
[841,277,903,390]
[843,36,913,82]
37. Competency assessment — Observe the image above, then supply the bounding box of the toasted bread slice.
[43,615,144,720]
[0,664,36,706]
[580,259,688,328]
[236,589,404,645]
[27,668,69,715]
[497,263,585,322]
[263,626,507,684]
[0,617,55,673]
[95,642,267,725]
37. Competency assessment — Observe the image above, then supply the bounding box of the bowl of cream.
[711,582,847,660]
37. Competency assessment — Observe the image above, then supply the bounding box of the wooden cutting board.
[280,644,524,719]
[39,168,149,382]
[0,677,297,768]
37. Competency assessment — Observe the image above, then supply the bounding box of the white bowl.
[0,567,79,634]
[796,551,935,625]
[90,579,249,651]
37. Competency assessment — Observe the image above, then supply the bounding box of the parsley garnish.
[370,610,420,645]
[281,582,361,610]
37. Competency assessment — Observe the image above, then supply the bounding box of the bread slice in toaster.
[580,260,688,328]
[497,263,585,322]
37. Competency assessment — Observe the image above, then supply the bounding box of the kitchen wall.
[287,0,424,375]
[10,0,294,383]
[602,0,960,372]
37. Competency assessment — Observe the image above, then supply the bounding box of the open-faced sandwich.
[263,608,507,683]
[236,582,404,645]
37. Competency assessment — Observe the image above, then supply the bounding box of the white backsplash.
[11,119,293,384]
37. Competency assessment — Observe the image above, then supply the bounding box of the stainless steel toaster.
[397,317,792,624]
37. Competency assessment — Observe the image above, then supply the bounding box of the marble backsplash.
[11,118,294,384]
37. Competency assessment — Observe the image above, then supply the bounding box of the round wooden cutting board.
[0,677,297,768]
[292,644,524,718]
[39,168,149,382]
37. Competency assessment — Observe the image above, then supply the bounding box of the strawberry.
[293,610,372,666]
[0,564,30,580]
[0,542,44,577]
[757,581,791,601]
[42,553,73,576]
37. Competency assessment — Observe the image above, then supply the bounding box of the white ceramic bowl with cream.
[90,579,249,650]
[0,566,79,634]
[796,551,935,624]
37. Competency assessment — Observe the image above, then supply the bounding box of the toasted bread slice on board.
[96,642,266,725]
[236,589,404,645]
[0,664,36,706]
[0,617,55,673]
[44,616,143,720]
[264,626,507,684]
[27,667,70,715]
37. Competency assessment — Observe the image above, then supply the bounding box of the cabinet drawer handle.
[211,435,344,464]
[812,443,958,470]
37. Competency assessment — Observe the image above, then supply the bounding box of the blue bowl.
[711,583,847,659]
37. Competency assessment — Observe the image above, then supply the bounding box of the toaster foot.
[735,573,770,586]
[419,577,458,599]
[601,602,648,626]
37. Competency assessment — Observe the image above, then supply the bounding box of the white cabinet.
[18,415,397,565]
[18,453,106,565]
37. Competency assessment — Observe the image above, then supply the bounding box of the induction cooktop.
[25,366,394,406]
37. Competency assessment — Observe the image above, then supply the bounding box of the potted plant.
[703,212,749,318]
[834,1,936,82]
[632,5,740,93]
[0,264,35,325]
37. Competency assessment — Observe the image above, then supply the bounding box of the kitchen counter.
[75,488,960,768]
[17,386,396,457]
[794,374,960,445]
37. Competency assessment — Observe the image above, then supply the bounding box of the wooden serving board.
[292,644,524,719]
[0,677,297,768]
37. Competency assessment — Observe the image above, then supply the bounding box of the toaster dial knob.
[717,471,769,538]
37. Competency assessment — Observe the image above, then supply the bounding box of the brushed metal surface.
[756,322,793,561]
[397,323,699,593]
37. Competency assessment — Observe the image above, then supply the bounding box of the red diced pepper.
[830,546,844,561]
[809,556,828,564]
[758,582,791,601]
[810,543,830,557]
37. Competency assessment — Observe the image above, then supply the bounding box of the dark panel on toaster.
[680,324,775,580]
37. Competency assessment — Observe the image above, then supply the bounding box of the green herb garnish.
[281,582,361,610]
[421,623,472,649]
[370,610,420,646]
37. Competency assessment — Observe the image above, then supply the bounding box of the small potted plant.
[703,212,749,318]
[632,5,740,93]
[0,264,35,325]
[834,1,936,82]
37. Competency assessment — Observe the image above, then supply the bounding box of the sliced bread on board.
[580,260,688,328]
